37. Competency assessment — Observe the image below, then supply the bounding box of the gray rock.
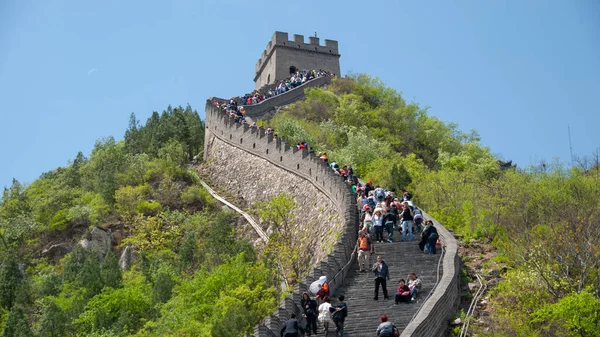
[79,238,92,250]
[111,230,123,246]
[119,246,135,270]
[90,227,112,258]
[468,282,480,292]
[451,318,463,325]
[42,243,70,258]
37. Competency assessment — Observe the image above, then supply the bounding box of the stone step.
[328,238,443,337]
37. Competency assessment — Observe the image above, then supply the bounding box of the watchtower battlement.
[253,31,341,90]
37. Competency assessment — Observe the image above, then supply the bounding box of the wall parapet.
[399,211,461,337]
[204,102,358,337]
[255,31,340,75]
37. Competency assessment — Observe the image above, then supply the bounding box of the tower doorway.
[289,66,297,74]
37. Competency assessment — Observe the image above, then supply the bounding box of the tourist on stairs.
[372,255,390,300]
[372,208,384,243]
[394,279,411,304]
[357,229,372,272]
[376,315,399,337]
[400,201,414,241]
[301,292,318,335]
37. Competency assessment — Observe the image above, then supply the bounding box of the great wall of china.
[202,77,462,336]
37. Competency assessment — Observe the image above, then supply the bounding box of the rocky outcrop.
[41,243,71,262]
[119,246,135,270]
[79,227,112,258]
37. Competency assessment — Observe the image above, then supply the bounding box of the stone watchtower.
[253,31,341,90]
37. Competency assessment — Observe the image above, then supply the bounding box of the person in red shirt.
[394,279,411,304]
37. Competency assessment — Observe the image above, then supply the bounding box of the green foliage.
[158,139,189,171]
[151,265,176,305]
[147,253,277,337]
[114,184,151,219]
[2,304,33,337]
[530,290,600,337]
[181,185,214,211]
[124,105,204,160]
[81,137,129,203]
[329,126,391,175]
[62,246,104,298]
[0,255,21,310]
[269,114,314,146]
[254,194,307,285]
[99,252,122,290]
[72,271,152,336]
[0,215,36,251]
[0,179,30,220]
[38,299,67,337]
[254,193,297,234]
[122,214,182,252]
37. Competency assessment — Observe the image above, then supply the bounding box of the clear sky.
[1,0,599,189]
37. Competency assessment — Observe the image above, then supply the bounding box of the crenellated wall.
[203,102,359,337]
[204,89,461,336]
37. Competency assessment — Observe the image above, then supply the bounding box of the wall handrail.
[329,243,358,287]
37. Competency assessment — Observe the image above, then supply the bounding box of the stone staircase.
[328,236,442,337]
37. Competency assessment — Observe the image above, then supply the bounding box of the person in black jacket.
[421,220,439,254]
[382,210,397,243]
[329,295,348,337]
[301,292,318,335]
[281,313,300,337]
[372,256,390,300]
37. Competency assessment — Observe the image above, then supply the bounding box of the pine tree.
[2,305,33,337]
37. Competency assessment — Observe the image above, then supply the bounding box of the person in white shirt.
[318,297,332,333]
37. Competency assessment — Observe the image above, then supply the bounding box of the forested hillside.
[1,76,598,337]
[0,105,279,337]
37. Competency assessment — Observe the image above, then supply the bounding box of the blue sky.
[1,0,598,189]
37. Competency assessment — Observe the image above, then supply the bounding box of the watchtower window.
[289,66,297,74]
[267,74,271,83]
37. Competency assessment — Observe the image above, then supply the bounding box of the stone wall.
[400,212,461,337]
[204,136,344,262]
[203,102,359,337]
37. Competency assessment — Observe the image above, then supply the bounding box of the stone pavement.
[326,234,442,337]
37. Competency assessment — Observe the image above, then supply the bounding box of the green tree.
[148,253,277,337]
[72,271,152,336]
[0,255,21,310]
[152,265,175,305]
[531,290,600,337]
[2,305,33,337]
[100,252,122,290]
[0,179,30,220]
[38,299,67,337]
[81,137,128,203]
[254,194,307,285]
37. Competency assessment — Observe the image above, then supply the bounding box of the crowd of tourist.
[244,69,332,106]
[282,174,436,336]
